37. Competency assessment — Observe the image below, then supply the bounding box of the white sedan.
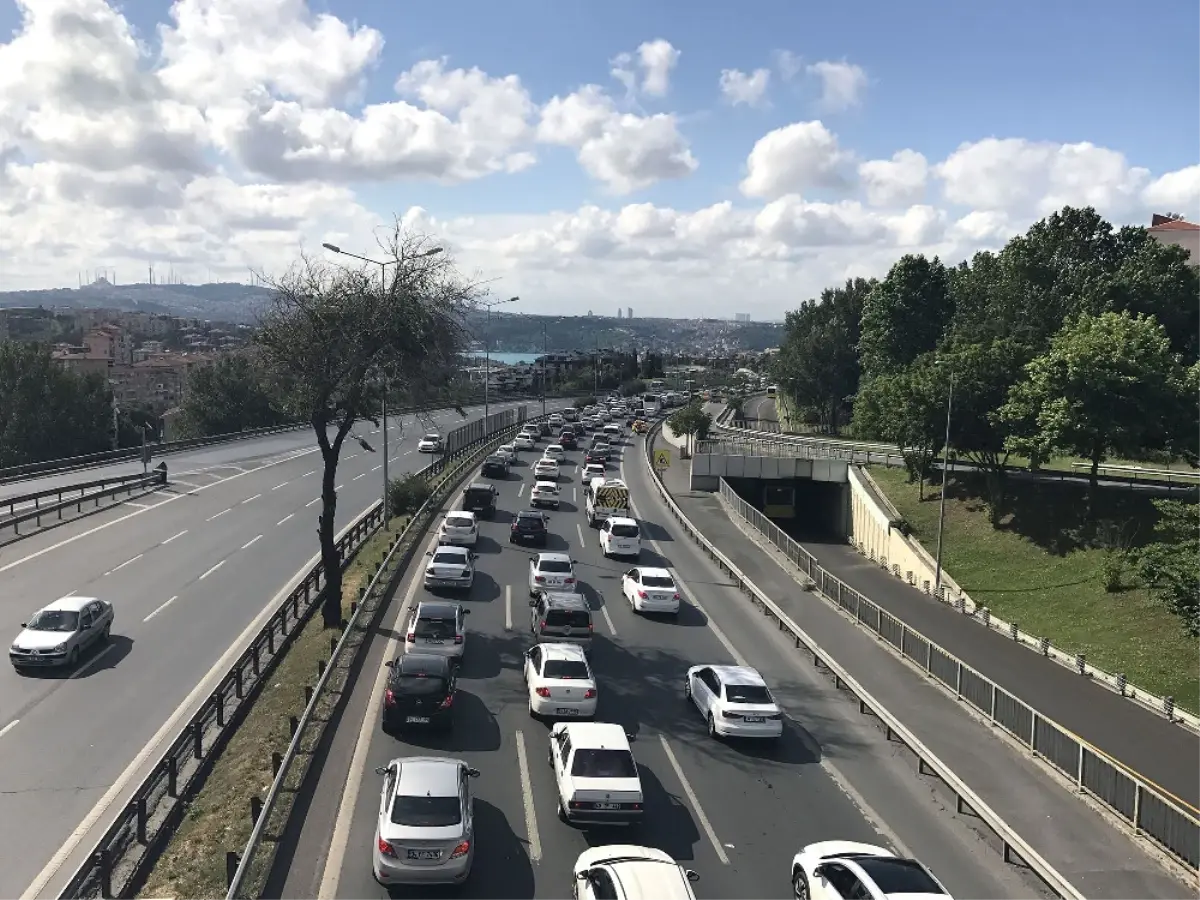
[790,841,951,900]
[530,481,560,508]
[9,596,114,670]
[438,511,479,546]
[497,442,519,463]
[620,567,680,615]
[524,642,597,719]
[514,433,536,450]
[542,443,566,461]
[685,664,783,740]
[417,433,443,453]
[534,458,560,481]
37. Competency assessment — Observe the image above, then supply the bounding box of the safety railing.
[713,474,1200,873]
[56,406,531,900]
[697,437,907,467]
[224,409,553,899]
[0,470,167,545]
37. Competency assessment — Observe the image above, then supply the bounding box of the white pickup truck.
[585,477,630,527]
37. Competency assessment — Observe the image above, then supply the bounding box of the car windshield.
[432,551,466,565]
[396,674,448,695]
[611,524,640,538]
[641,575,675,589]
[571,748,637,778]
[539,559,572,573]
[423,434,439,441]
[25,610,79,632]
[725,684,772,704]
[856,858,945,895]
[445,515,474,528]
[544,659,590,679]
[390,793,461,827]
[415,616,457,638]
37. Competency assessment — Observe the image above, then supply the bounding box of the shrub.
[388,472,432,516]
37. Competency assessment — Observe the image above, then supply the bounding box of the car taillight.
[535,575,545,582]
[511,522,518,530]
[454,634,464,644]
[440,693,455,708]
[536,687,551,697]
[584,688,597,699]
[538,620,546,630]
[637,590,648,599]
[406,632,415,642]
[377,837,396,857]
[384,689,396,707]
[588,622,594,632]
[564,577,575,584]
[723,710,742,719]
[673,593,681,600]
[449,840,470,859]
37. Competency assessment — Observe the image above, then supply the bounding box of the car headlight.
[53,643,67,653]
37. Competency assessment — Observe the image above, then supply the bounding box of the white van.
[603,423,623,442]
[598,516,641,559]
[585,478,630,527]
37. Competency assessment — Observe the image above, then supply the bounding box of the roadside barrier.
[1,470,167,547]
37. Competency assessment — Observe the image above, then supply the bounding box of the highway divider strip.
[1,470,167,548]
[640,419,1092,899]
[55,406,534,900]
[224,412,549,899]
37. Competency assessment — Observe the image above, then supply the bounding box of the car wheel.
[684,679,691,701]
[67,647,80,668]
[100,624,111,642]
[557,798,569,822]
[707,713,719,740]
[528,697,539,719]
[792,868,811,900]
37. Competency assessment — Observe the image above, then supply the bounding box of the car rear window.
[855,858,945,895]
[396,674,448,695]
[465,489,493,502]
[431,551,466,565]
[445,515,474,528]
[611,523,640,538]
[415,616,456,638]
[539,559,572,573]
[391,794,461,827]
[641,575,674,589]
[544,659,590,679]
[571,748,637,778]
[545,609,591,628]
[725,684,771,704]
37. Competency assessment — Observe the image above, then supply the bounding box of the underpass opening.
[724,476,848,543]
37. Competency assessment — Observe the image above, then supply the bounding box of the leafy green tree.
[1134,500,1199,635]
[852,357,944,497]
[179,354,288,438]
[638,352,664,380]
[858,255,953,380]
[620,379,647,398]
[666,403,712,455]
[0,341,110,466]
[999,311,1187,516]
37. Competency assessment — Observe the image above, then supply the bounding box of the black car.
[381,652,456,733]
[559,431,578,449]
[462,482,498,518]
[481,454,510,478]
[510,509,550,545]
[584,449,606,466]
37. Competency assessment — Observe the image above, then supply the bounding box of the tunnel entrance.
[724,476,849,543]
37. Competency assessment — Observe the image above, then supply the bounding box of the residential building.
[1149,214,1199,264]
[83,325,134,365]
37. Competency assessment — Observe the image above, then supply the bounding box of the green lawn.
[868,466,1199,714]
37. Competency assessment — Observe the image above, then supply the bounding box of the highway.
[0,399,568,900]
[279,423,1051,899]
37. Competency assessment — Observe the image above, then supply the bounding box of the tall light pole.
[322,242,443,527]
[478,296,519,421]
[933,369,955,598]
[540,320,548,417]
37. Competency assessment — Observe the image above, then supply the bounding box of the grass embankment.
[868,466,1199,713]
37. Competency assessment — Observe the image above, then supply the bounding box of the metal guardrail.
[2,472,164,520]
[698,437,907,467]
[1,471,167,544]
[225,410,549,899]
[714,475,1200,873]
[639,421,1088,899]
[56,407,532,900]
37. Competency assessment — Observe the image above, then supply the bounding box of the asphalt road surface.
[742,394,778,425]
[0,399,570,900]
[281,424,1052,900]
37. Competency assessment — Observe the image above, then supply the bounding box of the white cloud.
[719,68,770,107]
[740,121,854,200]
[859,150,928,207]
[610,39,680,97]
[773,50,803,82]
[806,60,869,112]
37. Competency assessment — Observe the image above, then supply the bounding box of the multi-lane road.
[279,421,1053,900]
[0,399,566,900]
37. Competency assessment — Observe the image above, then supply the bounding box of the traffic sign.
[654,449,671,470]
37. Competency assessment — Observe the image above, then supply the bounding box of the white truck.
[584,477,630,527]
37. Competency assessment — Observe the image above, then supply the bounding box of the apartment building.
[83,325,134,364]
[1149,214,1199,264]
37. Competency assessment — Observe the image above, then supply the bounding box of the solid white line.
[272,481,289,491]
[659,735,729,864]
[601,605,617,636]
[199,560,225,580]
[306,497,320,507]
[70,644,116,681]
[206,508,229,521]
[123,501,149,509]
[162,529,187,545]
[241,535,263,550]
[109,554,142,574]
[0,719,18,740]
[353,473,365,481]
[143,596,178,622]
[171,479,202,490]
[575,523,586,547]
[514,730,543,862]
[517,483,525,497]
[505,585,513,631]
[277,514,293,526]
[241,493,261,504]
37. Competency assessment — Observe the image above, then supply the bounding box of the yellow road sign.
[654,448,671,469]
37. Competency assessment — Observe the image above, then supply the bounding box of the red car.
[559,430,578,449]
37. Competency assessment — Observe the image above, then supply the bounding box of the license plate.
[425,638,446,644]
[406,849,441,860]
[406,715,430,724]
[593,802,620,810]
[556,707,579,716]
[743,716,765,723]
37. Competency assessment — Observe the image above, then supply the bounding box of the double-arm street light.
[322,242,443,527]
[478,296,519,421]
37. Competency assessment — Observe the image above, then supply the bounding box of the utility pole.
[110,392,120,451]
[540,320,548,417]
[477,296,520,422]
[933,371,955,598]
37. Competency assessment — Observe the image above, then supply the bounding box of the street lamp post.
[540,321,548,417]
[478,296,519,422]
[932,370,955,598]
[322,242,442,527]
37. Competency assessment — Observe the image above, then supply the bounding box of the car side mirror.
[425,550,432,556]
[528,600,538,607]
[20,622,26,628]
[462,608,471,615]
[470,553,479,560]
[466,767,480,778]
[384,659,395,669]
[577,871,591,883]
[374,766,388,776]
[624,731,636,742]
[686,870,700,883]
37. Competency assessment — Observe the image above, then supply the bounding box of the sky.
[0,0,1196,320]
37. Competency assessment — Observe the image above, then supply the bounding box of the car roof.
[466,482,494,491]
[394,756,464,797]
[537,551,572,564]
[637,566,672,579]
[541,591,588,609]
[708,664,766,686]
[44,596,96,612]
[539,642,589,661]
[533,480,559,488]
[417,600,462,618]
[608,516,638,527]
[516,509,546,518]
[398,652,451,675]
[422,433,439,438]
[607,858,695,899]
[445,510,476,519]
[561,721,630,750]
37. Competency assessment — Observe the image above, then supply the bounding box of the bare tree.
[256,225,482,627]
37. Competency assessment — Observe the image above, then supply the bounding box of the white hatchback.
[598,517,640,559]
[438,511,478,547]
[530,481,560,508]
[514,433,536,450]
[543,443,566,460]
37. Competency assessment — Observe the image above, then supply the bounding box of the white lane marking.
[108,554,142,575]
[277,514,293,526]
[517,483,525,497]
[514,730,543,862]
[505,585,513,631]
[151,491,172,499]
[0,719,19,740]
[346,453,357,460]
[353,473,365,481]
[659,735,730,865]
[241,535,263,550]
[306,497,320,508]
[123,501,149,509]
[143,596,178,622]
[403,450,412,455]
[575,523,586,547]
[320,530,438,898]
[162,529,187,545]
[600,606,617,636]
[573,487,577,502]
[171,479,202,490]
[199,560,225,580]
[206,508,230,521]
[272,481,290,491]
[302,470,316,478]
[241,493,261,504]
[336,484,344,491]
[372,465,381,472]
[70,644,116,680]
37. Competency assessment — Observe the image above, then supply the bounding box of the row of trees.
[772,206,1200,519]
